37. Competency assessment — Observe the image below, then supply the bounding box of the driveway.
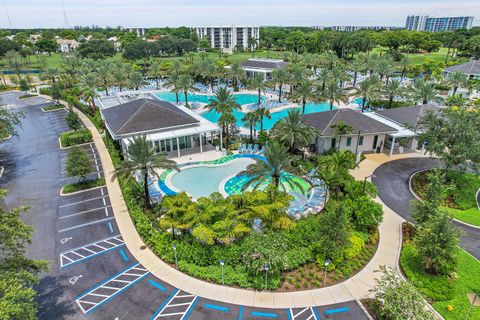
[372,157,480,260]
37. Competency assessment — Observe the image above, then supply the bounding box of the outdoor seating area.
[238,143,264,155]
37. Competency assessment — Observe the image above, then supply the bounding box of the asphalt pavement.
[0,91,368,320]
[372,157,480,260]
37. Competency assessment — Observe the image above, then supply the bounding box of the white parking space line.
[59,205,111,219]
[75,263,150,314]
[289,307,318,320]
[60,235,124,268]
[59,195,109,208]
[58,217,114,233]
[152,290,198,320]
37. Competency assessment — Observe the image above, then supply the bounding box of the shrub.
[65,107,82,131]
[65,146,92,182]
[343,196,383,232]
[344,234,365,259]
[62,178,105,194]
[60,129,92,148]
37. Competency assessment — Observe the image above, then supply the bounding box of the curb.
[58,136,93,150]
[409,170,480,230]
[60,184,105,196]
[42,106,67,113]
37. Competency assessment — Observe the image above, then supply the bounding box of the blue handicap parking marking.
[313,307,321,319]
[324,307,349,315]
[251,311,279,318]
[119,248,129,262]
[147,279,166,292]
[108,222,113,233]
[238,305,243,320]
[204,303,229,312]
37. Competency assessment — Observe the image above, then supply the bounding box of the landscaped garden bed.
[400,222,480,320]
[18,93,37,99]
[62,178,105,194]
[42,104,65,112]
[59,129,92,148]
[411,170,480,226]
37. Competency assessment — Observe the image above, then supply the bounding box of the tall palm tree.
[323,81,348,110]
[448,71,468,96]
[128,71,147,90]
[383,79,404,108]
[271,68,290,102]
[205,87,241,138]
[290,80,319,114]
[228,61,245,91]
[255,107,271,132]
[247,37,258,57]
[238,141,303,194]
[42,67,59,85]
[331,121,353,150]
[79,72,98,113]
[147,62,163,89]
[270,109,317,153]
[398,56,410,80]
[374,56,396,83]
[112,63,130,92]
[95,61,113,96]
[246,74,268,105]
[113,135,177,209]
[349,57,365,87]
[410,78,443,105]
[197,60,217,91]
[330,66,351,88]
[351,75,381,112]
[288,64,308,93]
[242,111,258,143]
[164,73,181,103]
[176,75,198,108]
[317,68,331,91]
[219,112,236,148]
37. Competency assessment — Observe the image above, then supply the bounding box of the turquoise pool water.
[201,102,333,131]
[169,158,255,199]
[153,91,263,105]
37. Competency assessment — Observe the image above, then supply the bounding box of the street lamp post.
[172,244,177,268]
[263,263,269,290]
[362,174,376,194]
[220,260,225,285]
[323,259,330,287]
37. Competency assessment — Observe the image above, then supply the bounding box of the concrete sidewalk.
[65,97,413,308]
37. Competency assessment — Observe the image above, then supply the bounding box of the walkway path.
[57,93,415,308]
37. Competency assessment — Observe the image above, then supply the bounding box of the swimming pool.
[153,91,263,105]
[201,102,333,131]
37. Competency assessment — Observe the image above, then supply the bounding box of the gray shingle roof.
[101,98,199,136]
[301,109,396,136]
[376,104,442,127]
[241,59,288,70]
[445,60,480,75]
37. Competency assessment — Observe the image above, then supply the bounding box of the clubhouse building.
[241,58,288,80]
[101,98,222,158]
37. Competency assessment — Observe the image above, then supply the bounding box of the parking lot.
[0,92,369,320]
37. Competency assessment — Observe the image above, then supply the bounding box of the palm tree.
[290,80,319,114]
[323,81,348,110]
[349,57,365,87]
[317,68,331,91]
[255,107,271,132]
[331,121,353,150]
[128,71,147,90]
[410,79,443,105]
[228,61,245,91]
[242,111,258,143]
[113,135,177,209]
[197,60,217,91]
[246,74,268,105]
[351,76,381,112]
[205,87,241,139]
[374,56,396,83]
[164,73,181,103]
[42,67,59,85]
[79,72,98,113]
[95,61,113,96]
[448,71,468,96]
[112,63,130,92]
[238,141,303,194]
[330,66,351,88]
[383,79,404,108]
[398,56,410,80]
[271,68,290,102]
[288,64,308,93]
[270,109,317,153]
[247,37,258,57]
[219,112,236,148]
[147,62,163,89]
[176,75,198,108]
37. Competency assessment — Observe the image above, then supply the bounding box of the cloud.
[1,0,478,28]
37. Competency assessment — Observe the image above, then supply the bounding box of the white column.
[176,137,181,158]
[389,136,396,157]
[219,130,223,150]
[199,133,203,153]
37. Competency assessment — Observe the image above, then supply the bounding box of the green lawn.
[371,47,457,65]
[401,243,480,320]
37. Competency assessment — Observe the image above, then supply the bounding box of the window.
[154,141,160,153]
[331,138,336,148]
[346,137,352,147]
[359,136,364,146]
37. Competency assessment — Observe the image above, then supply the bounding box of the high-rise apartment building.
[406,15,473,32]
[193,26,260,53]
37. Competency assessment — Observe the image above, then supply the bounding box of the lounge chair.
[257,146,264,155]
[239,143,246,153]
[252,144,259,154]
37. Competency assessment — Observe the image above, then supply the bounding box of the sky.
[1,0,479,29]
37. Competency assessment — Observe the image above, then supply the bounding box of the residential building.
[101,98,222,159]
[193,26,260,53]
[301,109,397,155]
[328,26,402,32]
[406,15,474,32]
[126,27,147,37]
[443,60,480,80]
[108,36,122,51]
[57,39,79,52]
[241,58,288,80]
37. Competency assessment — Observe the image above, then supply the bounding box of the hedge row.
[60,129,92,148]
